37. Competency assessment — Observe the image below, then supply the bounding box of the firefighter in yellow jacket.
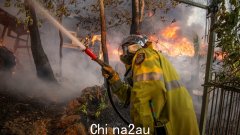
[102,35,200,135]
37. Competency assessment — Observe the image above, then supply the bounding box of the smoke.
[105,2,207,118]
[0,0,207,117]
[0,0,103,102]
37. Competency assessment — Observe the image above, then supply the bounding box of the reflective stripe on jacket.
[111,43,200,135]
[131,45,200,135]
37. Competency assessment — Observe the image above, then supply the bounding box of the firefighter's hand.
[101,65,120,84]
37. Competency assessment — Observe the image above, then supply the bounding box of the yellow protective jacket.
[111,44,200,135]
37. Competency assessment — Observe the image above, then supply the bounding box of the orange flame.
[112,49,118,55]
[90,35,119,60]
[108,45,119,60]
[151,23,195,57]
[91,35,101,45]
[89,23,196,60]
[147,11,154,17]
[214,51,227,61]
[161,24,180,39]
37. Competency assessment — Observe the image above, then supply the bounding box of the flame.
[161,24,180,39]
[88,23,196,60]
[108,46,119,60]
[148,11,154,17]
[214,51,227,61]
[89,34,103,60]
[112,49,118,55]
[90,35,119,60]
[91,35,101,45]
[151,23,195,57]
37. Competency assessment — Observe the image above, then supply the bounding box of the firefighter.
[102,34,200,135]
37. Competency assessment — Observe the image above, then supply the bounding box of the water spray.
[32,0,106,67]
[31,0,130,125]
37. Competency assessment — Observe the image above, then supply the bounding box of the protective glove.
[101,65,120,84]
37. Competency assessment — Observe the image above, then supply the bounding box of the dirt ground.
[0,85,130,135]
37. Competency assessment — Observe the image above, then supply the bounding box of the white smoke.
[0,1,208,118]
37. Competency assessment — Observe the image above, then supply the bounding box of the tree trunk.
[130,0,140,34]
[58,1,64,77]
[131,0,144,35]
[25,0,56,82]
[58,18,63,77]
[139,0,145,24]
[99,0,109,64]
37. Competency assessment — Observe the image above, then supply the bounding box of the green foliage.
[4,0,178,34]
[214,0,240,82]
[76,0,178,34]
[95,97,108,118]
[79,103,88,115]
[4,0,29,26]
[76,89,108,119]
[74,0,132,33]
[4,0,77,27]
[145,0,178,13]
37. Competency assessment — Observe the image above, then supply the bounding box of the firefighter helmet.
[118,34,148,65]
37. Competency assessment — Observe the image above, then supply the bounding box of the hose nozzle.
[84,48,107,67]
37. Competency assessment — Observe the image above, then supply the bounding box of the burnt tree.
[25,0,56,81]
[57,0,65,77]
[130,0,144,34]
[99,0,109,64]
[58,21,63,76]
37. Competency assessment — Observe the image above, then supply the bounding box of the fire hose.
[85,48,130,125]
